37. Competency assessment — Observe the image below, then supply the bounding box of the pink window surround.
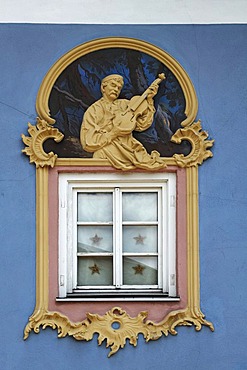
[48,166,187,322]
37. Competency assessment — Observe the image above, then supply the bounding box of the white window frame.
[58,172,177,301]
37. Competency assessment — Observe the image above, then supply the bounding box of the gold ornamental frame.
[22,37,214,357]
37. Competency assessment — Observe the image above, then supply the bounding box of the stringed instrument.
[118,73,166,133]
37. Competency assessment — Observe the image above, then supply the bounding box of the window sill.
[56,294,180,302]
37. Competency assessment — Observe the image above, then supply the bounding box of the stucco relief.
[22,37,214,169]
[80,73,167,170]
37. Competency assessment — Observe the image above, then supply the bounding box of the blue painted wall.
[0,24,246,370]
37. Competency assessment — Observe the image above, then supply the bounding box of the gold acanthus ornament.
[171,120,214,167]
[24,306,214,358]
[22,117,64,168]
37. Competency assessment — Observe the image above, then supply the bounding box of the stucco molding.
[22,117,64,168]
[24,305,214,358]
[171,120,214,167]
[23,37,214,356]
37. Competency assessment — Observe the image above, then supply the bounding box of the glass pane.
[78,226,113,253]
[77,257,113,286]
[122,192,158,222]
[77,192,113,222]
[123,257,158,285]
[123,226,158,253]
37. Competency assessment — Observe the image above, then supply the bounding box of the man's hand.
[147,83,159,101]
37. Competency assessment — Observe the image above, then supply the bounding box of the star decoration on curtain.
[90,234,103,245]
[132,264,145,275]
[89,263,101,275]
[133,234,146,245]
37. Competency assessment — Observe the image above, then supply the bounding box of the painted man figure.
[80,74,165,170]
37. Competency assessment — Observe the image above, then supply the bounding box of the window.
[58,172,177,300]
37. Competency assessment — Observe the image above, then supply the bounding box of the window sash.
[74,187,161,290]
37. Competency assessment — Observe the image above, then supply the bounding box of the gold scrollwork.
[75,307,149,357]
[171,120,214,167]
[22,117,64,168]
[146,308,214,340]
[24,310,85,340]
[24,306,214,358]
